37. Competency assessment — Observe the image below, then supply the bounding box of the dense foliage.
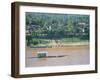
[26,12,89,46]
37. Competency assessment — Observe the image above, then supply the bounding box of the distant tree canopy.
[26,12,90,46]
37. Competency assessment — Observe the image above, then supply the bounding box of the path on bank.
[47,40,89,48]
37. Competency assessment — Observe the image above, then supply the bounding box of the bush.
[32,39,39,45]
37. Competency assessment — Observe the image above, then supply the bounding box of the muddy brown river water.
[26,45,89,67]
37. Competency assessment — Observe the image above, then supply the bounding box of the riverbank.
[29,41,89,48]
[48,41,89,47]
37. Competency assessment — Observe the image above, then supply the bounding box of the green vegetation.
[26,12,89,47]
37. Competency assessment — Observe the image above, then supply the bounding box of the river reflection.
[26,45,89,67]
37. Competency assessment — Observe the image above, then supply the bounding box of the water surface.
[26,45,89,67]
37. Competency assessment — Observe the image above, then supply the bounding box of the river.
[25,45,89,67]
